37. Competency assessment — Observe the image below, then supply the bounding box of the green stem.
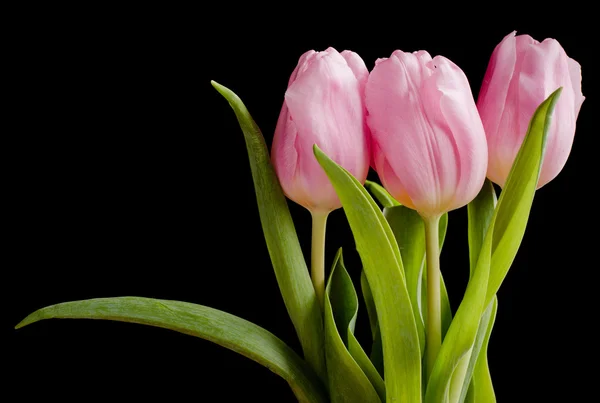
[311,210,329,310]
[424,214,442,380]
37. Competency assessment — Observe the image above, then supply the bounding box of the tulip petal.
[367,51,485,216]
[568,58,585,116]
[271,103,304,204]
[285,50,368,210]
[486,34,537,187]
[341,50,369,95]
[367,51,441,213]
[430,56,488,211]
[518,39,576,187]
[477,32,516,130]
[288,50,317,86]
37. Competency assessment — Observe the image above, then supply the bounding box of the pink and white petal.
[568,57,585,116]
[271,102,304,204]
[428,56,488,211]
[366,54,441,212]
[477,31,518,141]
[288,50,317,87]
[285,49,368,207]
[518,39,576,188]
[341,50,369,95]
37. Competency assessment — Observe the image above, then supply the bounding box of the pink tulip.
[478,31,585,188]
[366,50,488,217]
[271,47,370,213]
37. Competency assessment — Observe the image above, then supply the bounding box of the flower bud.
[477,31,585,188]
[271,48,370,213]
[366,50,488,217]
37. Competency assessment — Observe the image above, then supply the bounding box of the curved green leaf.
[486,89,563,304]
[365,180,400,208]
[425,203,493,403]
[426,90,561,403]
[325,249,383,403]
[467,180,498,276]
[385,207,451,357]
[212,81,325,379]
[361,270,378,341]
[315,145,422,403]
[360,270,384,377]
[454,180,497,403]
[16,297,327,403]
[465,296,498,403]
[348,334,386,401]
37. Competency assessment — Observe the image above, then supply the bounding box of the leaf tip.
[211,80,240,104]
[547,86,563,109]
[313,144,329,166]
[15,312,38,329]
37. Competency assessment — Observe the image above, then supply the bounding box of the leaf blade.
[325,249,382,403]
[360,270,384,376]
[467,296,498,403]
[426,90,561,402]
[487,88,562,304]
[212,81,325,379]
[455,180,497,402]
[365,180,400,208]
[315,145,422,403]
[16,297,327,403]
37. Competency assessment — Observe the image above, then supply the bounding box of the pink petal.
[285,49,369,210]
[568,58,585,116]
[519,39,577,188]
[430,56,488,211]
[367,51,485,216]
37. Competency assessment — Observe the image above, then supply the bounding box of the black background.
[9,5,597,402]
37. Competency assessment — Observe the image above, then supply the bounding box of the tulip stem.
[424,214,442,381]
[311,210,329,310]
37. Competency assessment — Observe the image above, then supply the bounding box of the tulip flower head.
[366,50,488,217]
[477,31,585,188]
[271,48,370,213]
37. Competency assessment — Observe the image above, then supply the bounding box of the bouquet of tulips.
[16,31,583,402]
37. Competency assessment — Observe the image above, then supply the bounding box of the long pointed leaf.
[426,90,561,402]
[315,145,421,403]
[361,270,384,376]
[348,334,386,401]
[467,180,498,276]
[486,89,563,304]
[467,296,498,403]
[361,270,378,341]
[455,180,497,402]
[457,297,497,403]
[365,180,400,208]
[16,297,327,403]
[212,81,325,379]
[325,249,383,403]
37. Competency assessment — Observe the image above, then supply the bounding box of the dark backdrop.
[9,5,597,402]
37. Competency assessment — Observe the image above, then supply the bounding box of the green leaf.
[365,180,400,208]
[360,271,384,376]
[384,207,451,357]
[425,202,493,403]
[315,145,421,403]
[467,180,497,276]
[465,296,498,403]
[15,297,327,403]
[361,270,378,341]
[212,81,325,379]
[425,90,561,403]
[325,249,384,403]
[348,334,386,401]
[454,180,497,403]
[486,88,563,304]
